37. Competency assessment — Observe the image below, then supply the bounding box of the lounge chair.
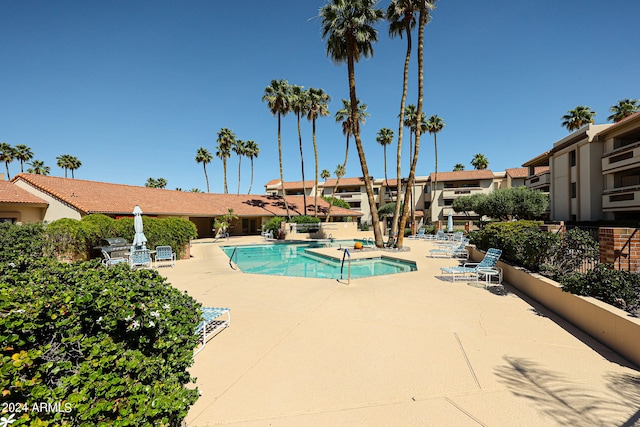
[194,307,231,355]
[440,248,502,281]
[425,229,446,241]
[129,248,152,269]
[407,227,426,239]
[101,249,127,267]
[154,245,176,268]
[429,238,470,259]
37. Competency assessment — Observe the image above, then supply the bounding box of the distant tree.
[244,140,259,194]
[306,87,331,216]
[68,156,82,178]
[321,169,331,181]
[232,139,246,194]
[376,127,395,192]
[510,186,548,220]
[325,164,346,223]
[322,195,350,209]
[26,160,50,175]
[216,128,235,194]
[471,153,489,170]
[453,163,465,171]
[14,144,34,173]
[561,105,596,131]
[145,177,167,189]
[56,154,73,178]
[190,188,203,193]
[195,147,213,193]
[607,98,639,123]
[262,78,292,218]
[0,143,15,179]
[455,188,548,221]
[452,195,475,216]
[426,114,445,217]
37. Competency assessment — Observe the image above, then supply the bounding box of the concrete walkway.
[160,237,640,427]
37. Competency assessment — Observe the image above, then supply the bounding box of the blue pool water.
[221,241,416,279]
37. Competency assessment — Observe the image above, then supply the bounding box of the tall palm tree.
[291,85,310,211]
[325,164,346,222]
[453,163,465,171]
[426,114,445,219]
[561,106,596,131]
[321,169,331,180]
[195,147,213,192]
[307,87,332,216]
[0,143,15,179]
[216,128,235,194]
[320,0,384,247]
[27,160,50,175]
[56,154,72,178]
[68,156,81,178]
[232,139,247,194]
[387,0,418,240]
[262,78,292,218]
[607,98,639,123]
[244,140,259,194]
[471,153,489,170]
[376,128,394,192]
[397,0,436,249]
[14,144,33,173]
[326,99,368,222]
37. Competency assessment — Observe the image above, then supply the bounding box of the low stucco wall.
[282,222,364,240]
[469,246,640,367]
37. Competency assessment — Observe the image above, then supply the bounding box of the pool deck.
[160,236,640,427]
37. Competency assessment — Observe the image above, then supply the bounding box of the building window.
[570,150,576,167]
[424,201,431,209]
[444,199,453,206]
[373,187,379,195]
[571,182,577,198]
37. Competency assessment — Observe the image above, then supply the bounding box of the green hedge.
[0,258,201,426]
[0,222,47,263]
[46,214,197,260]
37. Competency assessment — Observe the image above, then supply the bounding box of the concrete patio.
[160,237,640,427]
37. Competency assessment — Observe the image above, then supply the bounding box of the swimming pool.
[221,241,416,279]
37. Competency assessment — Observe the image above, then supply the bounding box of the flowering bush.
[0,258,201,426]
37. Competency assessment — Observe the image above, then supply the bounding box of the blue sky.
[1,1,639,194]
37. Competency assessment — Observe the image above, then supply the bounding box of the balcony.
[602,186,640,211]
[602,141,640,174]
[526,171,550,190]
[334,192,362,201]
[441,187,484,199]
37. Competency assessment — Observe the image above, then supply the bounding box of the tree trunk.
[204,164,210,193]
[277,112,291,218]
[313,119,319,217]
[297,112,307,215]
[325,135,349,223]
[237,156,241,194]
[391,16,413,242]
[248,159,254,194]
[223,159,228,194]
[431,133,438,221]
[397,7,426,249]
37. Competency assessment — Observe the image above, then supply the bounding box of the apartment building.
[523,112,640,222]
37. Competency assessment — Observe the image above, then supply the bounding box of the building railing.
[601,141,640,173]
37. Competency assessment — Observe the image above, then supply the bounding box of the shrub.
[262,216,284,236]
[0,222,47,263]
[360,222,369,231]
[0,258,201,425]
[289,215,320,224]
[561,264,640,312]
[541,228,599,280]
[45,218,89,260]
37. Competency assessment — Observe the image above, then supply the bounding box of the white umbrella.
[447,212,454,233]
[132,205,147,249]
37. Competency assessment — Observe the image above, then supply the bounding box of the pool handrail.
[229,246,238,270]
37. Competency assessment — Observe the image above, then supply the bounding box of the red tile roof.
[0,180,48,205]
[429,170,495,181]
[12,174,359,218]
[505,168,529,178]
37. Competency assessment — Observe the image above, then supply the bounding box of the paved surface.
[160,237,640,427]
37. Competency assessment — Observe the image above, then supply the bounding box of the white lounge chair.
[429,238,469,259]
[440,248,502,281]
[407,227,426,239]
[154,245,176,268]
[194,307,231,355]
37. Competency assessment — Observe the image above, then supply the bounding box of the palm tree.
[306,87,331,216]
[68,156,81,178]
[244,140,259,194]
[195,147,213,192]
[320,0,384,247]
[27,160,50,175]
[0,143,15,179]
[262,78,292,218]
[56,154,72,178]
[471,153,489,170]
[216,128,235,194]
[14,144,33,173]
[376,128,394,192]
[145,177,167,188]
[453,163,465,171]
[232,139,247,194]
[607,98,639,123]
[328,99,370,223]
[561,106,596,131]
[321,169,331,180]
[387,0,418,240]
[426,114,445,219]
[396,0,436,248]
[326,164,347,223]
[291,85,310,211]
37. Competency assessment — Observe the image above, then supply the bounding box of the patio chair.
[429,238,470,259]
[128,248,152,269]
[154,245,176,268]
[194,307,231,355]
[101,249,127,267]
[440,248,502,281]
[407,227,426,239]
[425,229,446,241]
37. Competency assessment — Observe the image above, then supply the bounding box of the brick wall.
[599,227,640,272]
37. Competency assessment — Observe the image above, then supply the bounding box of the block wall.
[599,227,640,272]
